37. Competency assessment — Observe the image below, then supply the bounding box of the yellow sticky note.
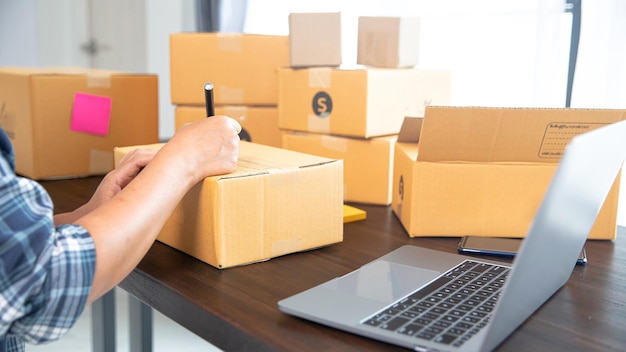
[343,205,366,223]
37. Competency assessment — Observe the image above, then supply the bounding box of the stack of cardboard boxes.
[279,14,452,205]
[170,33,289,147]
[114,32,345,269]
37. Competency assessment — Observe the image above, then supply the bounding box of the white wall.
[6,0,608,138]
[0,0,38,66]
[243,0,570,109]
[146,0,196,140]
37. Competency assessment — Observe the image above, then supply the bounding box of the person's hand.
[157,115,242,185]
[86,148,157,210]
[54,148,156,226]
[78,115,241,302]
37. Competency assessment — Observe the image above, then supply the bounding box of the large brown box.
[282,131,396,205]
[170,33,289,106]
[0,67,158,179]
[288,12,342,67]
[115,141,343,269]
[357,16,421,68]
[392,106,626,240]
[278,67,451,138]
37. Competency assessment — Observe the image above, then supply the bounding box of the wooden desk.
[42,176,626,352]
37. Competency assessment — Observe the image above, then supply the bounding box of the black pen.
[204,82,215,117]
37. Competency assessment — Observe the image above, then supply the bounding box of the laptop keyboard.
[361,260,510,348]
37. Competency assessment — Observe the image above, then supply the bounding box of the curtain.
[196,0,248,32]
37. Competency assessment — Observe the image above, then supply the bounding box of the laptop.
[278,119,626,352]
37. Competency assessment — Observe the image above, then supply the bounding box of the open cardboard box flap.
[401,106,626,163]
[392,106,626,239]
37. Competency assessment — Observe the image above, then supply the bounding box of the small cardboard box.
[170,33,289,106]
[357,16,421,68]
[175,105,282,148]
[282,131,396,205]
[0,67,158,180]
[278,67,451,138]
[392,106,626,240]
[114,141,344,269]
[289,12,342,68]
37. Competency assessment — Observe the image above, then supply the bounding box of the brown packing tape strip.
[215,35,243,104]
[308,68,332,133]
[217,33,243,52]
[308,68,332,88]
[86,71,112,88]
[218,87,244,104]
[221,106,248,122]
[308,113,330,133]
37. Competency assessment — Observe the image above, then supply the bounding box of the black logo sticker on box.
[539,122,608,158]
[312,91,332,118]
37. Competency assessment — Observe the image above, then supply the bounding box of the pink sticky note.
[71,92,112,136]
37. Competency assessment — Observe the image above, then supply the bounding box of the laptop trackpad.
[321,260,441,304]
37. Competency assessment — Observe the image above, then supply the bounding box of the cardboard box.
[175,105,282,148]
[289,12,342,67]
[357,16,421,68]
[282,131,396,205]
[114,141,343,269]
[170,33,289,106]
[0,67,158,180]
[392,106,626,240]
[278,67,451,138]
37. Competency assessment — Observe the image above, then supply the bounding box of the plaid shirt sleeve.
[0,129,96,350]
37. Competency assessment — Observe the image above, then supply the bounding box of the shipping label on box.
[170,33,289,106]
[0,67,158,180]
[357,16,421,68]
[114,141,344,269]
[278,67,451,138]
[392,106,626,240]
[289,12,342,68]
[175,105,282,148]
[282,131,396,205]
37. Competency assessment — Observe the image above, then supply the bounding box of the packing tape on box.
[265,167,301,186]
[308,68,332,133]
[217,33,242,52]
[321,135,348,152]
[86,71,112,88]
[307,114,330,133]
[218,86,244,104]
[221,106,248,121]
[308,67,332,88]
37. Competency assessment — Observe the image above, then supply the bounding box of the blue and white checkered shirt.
[0,128,95,352]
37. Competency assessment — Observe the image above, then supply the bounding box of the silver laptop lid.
[481,119,626,351]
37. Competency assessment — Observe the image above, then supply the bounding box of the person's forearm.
[77,146,195,303]
[75,116,240,304]
[54,205,90,226]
